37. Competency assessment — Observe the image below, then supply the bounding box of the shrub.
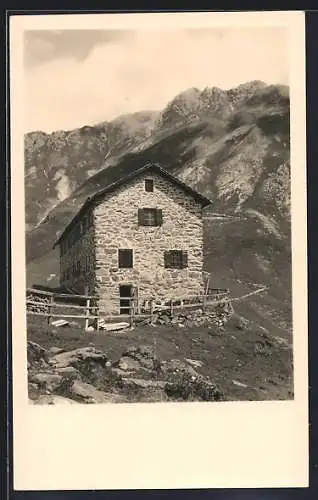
[164,372,225,402]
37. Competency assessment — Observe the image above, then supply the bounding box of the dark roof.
[53,163,212,248]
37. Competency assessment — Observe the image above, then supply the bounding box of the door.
[119,284,133,315]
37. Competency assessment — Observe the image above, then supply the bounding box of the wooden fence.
[26,286,234,331]
[26,285,267,331]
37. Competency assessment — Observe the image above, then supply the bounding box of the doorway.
[119,284,133,315]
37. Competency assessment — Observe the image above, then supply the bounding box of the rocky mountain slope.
[25,81,291,317]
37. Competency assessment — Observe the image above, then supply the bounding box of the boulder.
[123,378,166,389]
[121,345,157,371]
[47,347,65,355]
[69,380,124,404]
[116,356,142,371]
[29,372,63,392]
[27,340,48,365]
[55,366,81,381]
[49,347,108,370]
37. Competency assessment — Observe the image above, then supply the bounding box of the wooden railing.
[26,286,234,331]
[26,286,267,332]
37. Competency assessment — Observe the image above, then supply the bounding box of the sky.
[24,27,289,133]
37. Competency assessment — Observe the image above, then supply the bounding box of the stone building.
[53,163,212,315]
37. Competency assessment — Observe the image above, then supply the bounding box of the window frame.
[145,178,154,192]
[118,248,134,269]
[164,250,188,269]
[138,207,162,227]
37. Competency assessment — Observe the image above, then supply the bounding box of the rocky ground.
[27,306,294,404]
[28,341,225,404]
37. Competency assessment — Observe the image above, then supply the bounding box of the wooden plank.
[27,288,53,296]
[26,288,98,300]
[26,300,96,310]
[54,292,98,300]
[27,311,100,319]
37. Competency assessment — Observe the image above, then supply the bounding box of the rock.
[27,340,47,364]
[164,372,224,402]
[69,380,123,404]
[112,368,135,377]
[116,356,141,371]
[232,379,248,388]
[138,358,155,370]
[137,345,155,358]
[29,372,63,392]
[28,382,38,390]
[123,378,166,389]
[185,358,204,369]
[47,347,65,355]
[50,347,108,369]
[56,366,81,381]
[161,359,199,377]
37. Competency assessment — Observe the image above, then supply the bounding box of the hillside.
[25,81,292,335]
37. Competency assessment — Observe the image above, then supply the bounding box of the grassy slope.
[27,315,293,402]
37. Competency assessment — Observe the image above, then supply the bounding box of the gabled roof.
[53,163,212,248]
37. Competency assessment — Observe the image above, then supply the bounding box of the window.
[164,250,188,269]
[118,249,133,268]
[138,208,162,226]
[145,179,154,192]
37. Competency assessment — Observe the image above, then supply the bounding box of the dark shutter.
[119,249,133,268]
[164,251,172,268]
[138,208,145,225]
[181,251,188,268]
[156,208,163,226]
[145,179,154,192]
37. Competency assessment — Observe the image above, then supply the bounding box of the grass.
[27,311,293,402]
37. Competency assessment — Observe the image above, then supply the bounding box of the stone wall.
[59,220,96,295]
[93,172,205,315]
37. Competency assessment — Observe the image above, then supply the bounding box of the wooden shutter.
[181,251,188,268]
[164,251,172,268]
[119,249,133,268]
[145,179,154,192]
[156,208,163,226]
[138,208,145,225]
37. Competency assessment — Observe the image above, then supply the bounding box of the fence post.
[84,286,90,331]
[47,294,54,326]
[203,294,207,311]
[150,299,154,324]
[95,299,100,333]
[129,292,135,329]
[170,298,174,316]
[130,301,134,329]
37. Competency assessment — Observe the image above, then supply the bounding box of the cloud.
[24,29,131,67]
[24,27,289,132]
